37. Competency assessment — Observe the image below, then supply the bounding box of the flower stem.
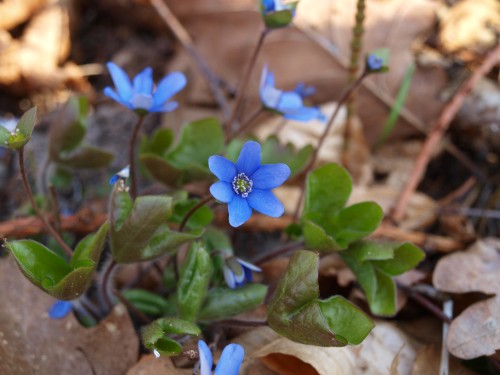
[292,72,369,221]
[254,241,304,266]
[179,195,214,232]
[101,258,117,311]
[226,28,270,133]
[129,115,146,200]
[18,147,73,258]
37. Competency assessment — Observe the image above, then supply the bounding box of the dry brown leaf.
[126,354,191,375]
[411,344,476,375]
[0,0,48,30]
[439,0,500,59]
[447,297,500,360]
[0,256,139,375]
[433,238,500,295]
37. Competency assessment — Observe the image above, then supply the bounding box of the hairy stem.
[179,195,214,232]
[18,147,73,257]
[129,115,146,200]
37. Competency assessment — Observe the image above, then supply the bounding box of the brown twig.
[254,241,304,266]
[390,43,500,222]
[149,0,230,118]
[17,147,73,257]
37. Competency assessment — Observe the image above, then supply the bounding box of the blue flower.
[260,66,326,122]
[293,83,316,98]
[48,300,72,319]
[109,165,130,185]
[198,340,244,375]
[223,256,262,289]
[209,141,290,227]
[262,0,296,15]
[366,54,384,71]
[104,62,187,114]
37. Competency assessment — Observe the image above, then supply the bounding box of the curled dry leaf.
[0,257,139,375]
[0,0,48,30]
[433,238,500,359]
[411,344,476,375]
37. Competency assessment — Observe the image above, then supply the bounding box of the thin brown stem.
[254,241,304,266]
[48,185,62,234]
[292,72,369,221]
[215,319,268,327]
[18,147,73,257]
[129,115,145,200]
[227,107,264,142]
[226,28,270,132]
[101,259,117,311]
[179,195,214,232]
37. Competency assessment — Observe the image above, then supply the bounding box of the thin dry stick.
[18,147,73,257]
[149,0,230,118]
[226,28,269,132]
[391,43,500,222]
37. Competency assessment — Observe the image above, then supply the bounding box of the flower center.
[131,93,153,110]
[232,173,253,198]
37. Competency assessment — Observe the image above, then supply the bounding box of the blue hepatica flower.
[109,165,130,185]
[104,62,187,114]
[262,0,296,15]
[260,66,326,122]
[48,300,72,319]
[198,340,244,375]
[366,54,384,72]
[223,256,262,289]
[209,141,290,227]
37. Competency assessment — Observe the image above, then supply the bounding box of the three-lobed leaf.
[142,317,201,356]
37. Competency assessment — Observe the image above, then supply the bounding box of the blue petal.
[236,141,261,176]
[294,83,315,98]
[276,92,303,112]
[262,0,275,12]
[247,189,284,217]
[106,62,133,101]
[284,106,323,122]
[49,300,72,319]
[210,181,235,203]
[149,101,179,113]
[223,266,237,289]
[214,344,245,375]
[209,156,237,182]
[109,175,119,185]
[236,258,262,272]
[152,72,187,108]
[251,164,290,190]
[198,341,213,375]
[133,67,153,96]
[104,87,129,108]
[228,196,252,227]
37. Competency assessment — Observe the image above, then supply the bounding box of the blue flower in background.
[48,300,72,319]
[293,83,316,98]
[366,54,384,71]
[223,256,262,289]
[262,0,296,15]
[104,62,187,114]
[209,141,290,227]
[198,340,244,375]
[109,165,130,185]
[260,66,325,122]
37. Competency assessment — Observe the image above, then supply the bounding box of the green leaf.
[198,284,267,321]
[121,289,170,316]
[374,242,425,276]
[260,136,313,177]
[262,5,296,28]
[341,249,397,316]
[366,48,390,73]
[49,96,88,157]
[110,191,174,263]
[139,128,174,157]
[167,118,224,169]
[177,242,212,321]
[304,164,352,217]
[142,225,202,262]
[6,222,109,300]
[202,227,233,254]
[170,198,214,230]
[142,317,200,356]
[140,154,184,186]
[348,240,396,262]
[268,250,374,346]
[318,296,375,345]
[3,107,37,149]
[332,202,384,248]
[302,219,342,252]
[55,145,114,169]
